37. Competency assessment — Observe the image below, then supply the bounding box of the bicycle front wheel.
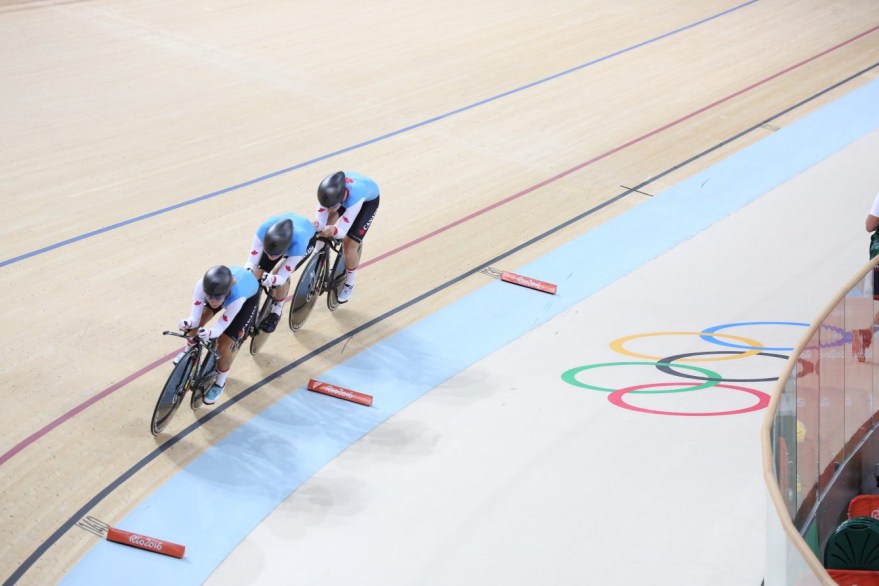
[288,253,322,331]
[151,349,196,435]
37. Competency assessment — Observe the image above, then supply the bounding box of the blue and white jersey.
[246,212,317,283]
[340,172,380,208]
[315,171,380,239]
[253,212,316,259]
[186,265,259,338]
[224,266,259,308]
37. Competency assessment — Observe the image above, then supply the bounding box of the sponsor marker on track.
[106,527,186,559]
[480,266,557,294]
[307,379,374,406]
[500,271,557,294]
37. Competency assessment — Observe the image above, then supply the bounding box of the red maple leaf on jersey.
[285,265,292,271]
[359,229,365,235]
[223,315,229,322]
[250,250,258,256]
[194,301,202,306]
[318,207,327,213]
[342,217,350,223]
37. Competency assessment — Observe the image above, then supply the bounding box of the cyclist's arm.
[245,234,264,271]
[211,296,246,338]
[273,254,304,284]
[328,199,364,240]
[314,206,330,231]
[184,279,208,325]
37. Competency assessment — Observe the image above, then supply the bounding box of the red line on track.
[363,24,879,267]
[3,25,877,468]
[0,350,178,467]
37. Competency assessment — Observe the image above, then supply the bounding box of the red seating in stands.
[827,568,879,585]
[849,495,879,520]
[828,497,879,584]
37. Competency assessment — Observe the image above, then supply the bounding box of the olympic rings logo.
[560,321,809,417]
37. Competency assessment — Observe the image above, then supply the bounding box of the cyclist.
[245,212,317,332]
[313,171,380,303]
[176,265,259,405]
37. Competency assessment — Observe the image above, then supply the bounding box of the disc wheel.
[151,349,196,435]
[288,253,322,331]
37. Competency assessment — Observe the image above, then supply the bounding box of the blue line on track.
[0,1,759,269]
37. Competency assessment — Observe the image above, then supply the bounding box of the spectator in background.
[866,192,879,299]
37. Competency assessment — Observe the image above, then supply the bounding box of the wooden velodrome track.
[2,1,879,583]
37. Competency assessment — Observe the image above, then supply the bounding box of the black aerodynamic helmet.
[317,171,347,208]
[203,265,233,297]
[263,219,293,256]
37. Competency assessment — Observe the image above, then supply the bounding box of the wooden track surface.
[2,1,879,583]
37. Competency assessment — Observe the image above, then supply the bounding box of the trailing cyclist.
[245,212,317,332]
[313,171,380,303]
[176,265,259,405]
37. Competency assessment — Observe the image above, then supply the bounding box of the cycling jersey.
[187,266,259,338]
[314,172,380,240]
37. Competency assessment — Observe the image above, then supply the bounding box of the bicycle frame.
[288,237,348,330]
[162,331,220,410]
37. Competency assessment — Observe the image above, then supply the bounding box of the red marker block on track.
[307,379,373,406]
[106,527,185,558]
[500,271,557,295]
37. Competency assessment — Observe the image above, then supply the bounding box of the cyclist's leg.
[217,334,234,372]
[342,236,363,270]
[260,285,288,333]
[259,279,285,328]
[266,236,317,326]
[261,257,290,332]
[205,334,233,405]
[205,294,258,404]
[338,196,378,302]
[252,250,294,331]
[337,237,360,302]
[268,254,294,303]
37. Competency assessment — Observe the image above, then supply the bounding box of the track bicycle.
[151,285,265,435]
[288,237,359,331]
[150,331,220,435]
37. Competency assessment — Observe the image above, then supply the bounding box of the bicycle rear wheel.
[249,293,275,355]
[151,349,196,435]
[288,252,322,331]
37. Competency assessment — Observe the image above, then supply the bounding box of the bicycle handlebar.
[317,235,343,249]
[162,330,193,339]
[162,330,220,358]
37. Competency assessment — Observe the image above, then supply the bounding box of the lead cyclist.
[175,265,259,405]
[312,171,380,303]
